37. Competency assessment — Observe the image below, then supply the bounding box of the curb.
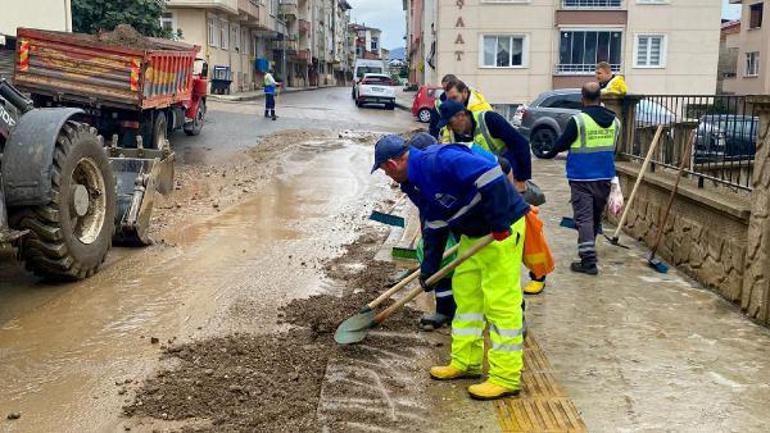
[208,85,338,102]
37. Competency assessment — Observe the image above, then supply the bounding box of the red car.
[411,85,444,123]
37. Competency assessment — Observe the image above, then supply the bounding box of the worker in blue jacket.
[372,136,530,400]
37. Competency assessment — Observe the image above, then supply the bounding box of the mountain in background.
[387,47,405,61]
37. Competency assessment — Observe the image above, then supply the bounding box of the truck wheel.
[153,112,168,149]
[16,122,116,280]
[184,102,205,136]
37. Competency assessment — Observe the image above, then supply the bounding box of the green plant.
[72,0,171,37]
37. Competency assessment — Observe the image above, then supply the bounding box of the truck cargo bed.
[14,28,200,110]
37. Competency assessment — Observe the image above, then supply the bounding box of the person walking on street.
[595,61,627,97]
[542,82,620,275]
[437,100,547,295]
[264,69,278,120]
[371,137,530,400]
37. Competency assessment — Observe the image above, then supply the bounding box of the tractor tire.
[184,102,205,136]
[15,121,116,280]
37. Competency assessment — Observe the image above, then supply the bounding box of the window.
[233,24,240,52]
[220,19,229,50]
[371,37,379,51]
[160,12,174,33]
[541,93,583,109]
[208,16,219,47]
[746,51,760,76]
[481,35,526,68]
[750,3,763,28]
[634,34,666,68]
[558,30,621,74]
[562,0,621,8]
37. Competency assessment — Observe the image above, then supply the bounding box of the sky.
[347,0,742,51]
[722,0,741,20]
[348,0,406,51]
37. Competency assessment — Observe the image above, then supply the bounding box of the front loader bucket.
[110,148,175,246]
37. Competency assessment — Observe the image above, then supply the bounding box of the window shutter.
[637,36,648,66]
[649,37,661,65]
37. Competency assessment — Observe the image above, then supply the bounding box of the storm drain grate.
[494,333,588,433]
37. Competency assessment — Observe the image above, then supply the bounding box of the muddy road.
[0,88,466,432]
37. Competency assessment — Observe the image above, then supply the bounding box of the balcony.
[280,0,298,19]
[561,0,622,8]
[299,19,311,34]
[237,0,260,25]
[271,39,299,52]
[293,49,311,63]
[555,63,620,75]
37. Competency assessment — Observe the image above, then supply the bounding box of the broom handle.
[374,234,494,324]
[367,243,460,310]
[650,130,694,256]
[612,125,664,239]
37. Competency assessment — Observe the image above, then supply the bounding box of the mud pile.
[125,229,425,432]
[124,329,328,432]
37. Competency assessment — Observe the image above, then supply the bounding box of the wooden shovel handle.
[367,243,460,310]
[373,234,494,324]
[613,125,664,239]
[650,129,695,255]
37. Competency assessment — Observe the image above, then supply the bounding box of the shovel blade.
[334,310,375,345]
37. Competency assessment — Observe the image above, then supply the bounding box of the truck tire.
[184,102,205,136]
[15,122,116,280]
[153,112,168,149]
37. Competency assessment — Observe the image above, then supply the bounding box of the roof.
[349,23,381,32]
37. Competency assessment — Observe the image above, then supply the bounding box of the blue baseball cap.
[371,135,408,174]
[406,132,437,150]
[437,99,467,130]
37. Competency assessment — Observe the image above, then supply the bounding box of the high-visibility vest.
[601,74,627,96]
[438,88,493,143]
[565,112,619,181]
[442,111,507,156]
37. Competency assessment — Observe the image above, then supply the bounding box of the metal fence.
[619,94,761,191]
[562,0,622,8]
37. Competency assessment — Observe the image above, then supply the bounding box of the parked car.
[695,114,758,162]
[351,59,386,99]
[355,74,396,110]
[518,89,676,158]
[412,85,443,123]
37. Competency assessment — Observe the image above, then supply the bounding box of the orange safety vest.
[523,206,555,279]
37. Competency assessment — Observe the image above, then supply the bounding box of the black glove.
[419,274,433,292]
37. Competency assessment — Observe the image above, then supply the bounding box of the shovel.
[604,125,664,248]
[339,242,461,337]
[335,234,494,345]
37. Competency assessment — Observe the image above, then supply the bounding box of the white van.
[352,59,386,99]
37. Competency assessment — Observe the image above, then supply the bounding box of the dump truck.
[0,26,207,280]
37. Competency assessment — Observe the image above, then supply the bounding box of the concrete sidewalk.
[207,85,336,102]
[523,156,770,432]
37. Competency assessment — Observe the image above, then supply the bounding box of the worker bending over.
[543,82,620,275]
[372,137,530,400]
[438,100,547,295]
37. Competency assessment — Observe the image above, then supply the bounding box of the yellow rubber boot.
[468,380,521,400]
[430,365,481,381]
[523,280,545,295]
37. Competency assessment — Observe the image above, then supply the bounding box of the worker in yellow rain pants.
[371,135,530,400]
[448,217,525,395]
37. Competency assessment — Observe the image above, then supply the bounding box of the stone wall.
[612,163,751,303]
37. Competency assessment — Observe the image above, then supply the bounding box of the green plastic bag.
[416,233,459,270]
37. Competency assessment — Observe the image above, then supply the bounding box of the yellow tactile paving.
[495,333,588,433]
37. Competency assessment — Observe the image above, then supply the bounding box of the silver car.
[517,89,675,158]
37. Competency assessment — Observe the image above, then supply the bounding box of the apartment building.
[350,23,384,60]
[166,0,287,93]
[722,0,769,94]
[407,0,721,106]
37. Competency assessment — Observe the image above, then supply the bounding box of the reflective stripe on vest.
[571,113,619,154]
[473,111,507,155]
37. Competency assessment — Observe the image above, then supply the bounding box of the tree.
[72,0,169,37]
